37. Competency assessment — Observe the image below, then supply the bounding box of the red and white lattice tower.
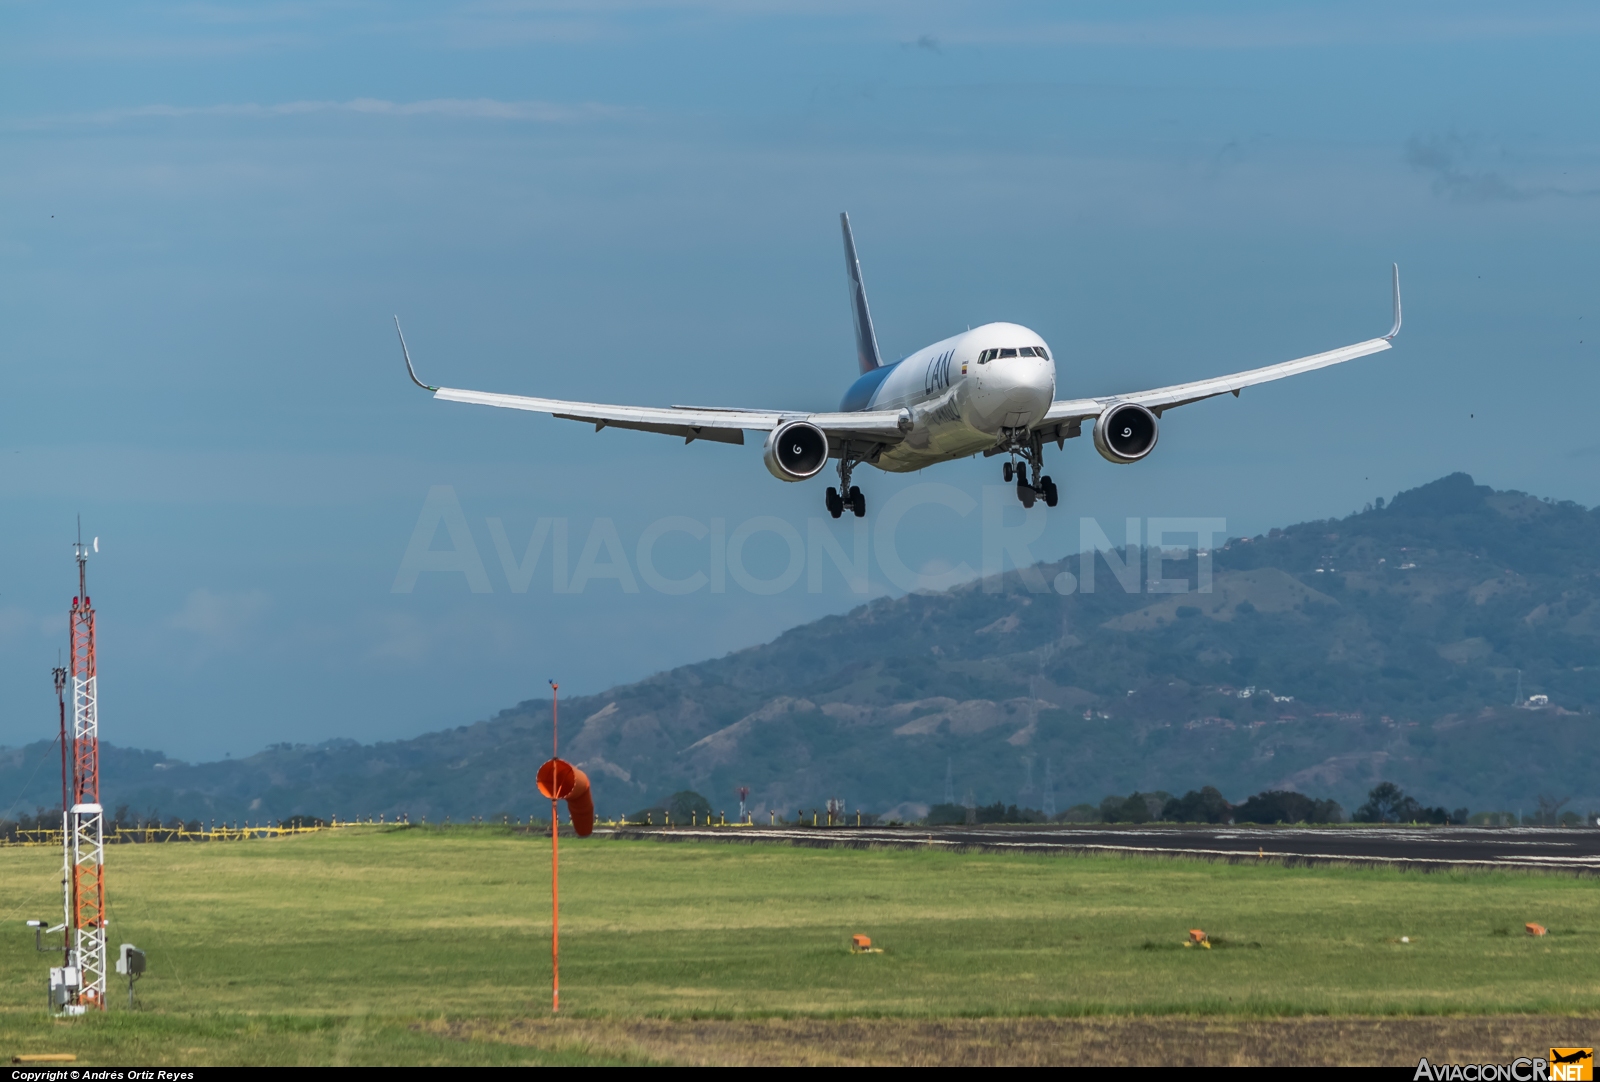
[66,536,107,1011]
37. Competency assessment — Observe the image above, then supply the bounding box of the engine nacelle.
[763,420,830,481]
[1093,401,1159,463]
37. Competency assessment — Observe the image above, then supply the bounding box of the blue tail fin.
[840,212,883,374]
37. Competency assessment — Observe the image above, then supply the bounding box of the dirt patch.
[1103,567,1333,632]
[427,1015,1600,1067]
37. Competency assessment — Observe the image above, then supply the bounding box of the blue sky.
[1,2,1597,761]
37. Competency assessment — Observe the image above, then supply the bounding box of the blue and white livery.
[398,214,1401,518]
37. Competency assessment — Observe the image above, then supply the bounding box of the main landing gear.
[823,449,1055,517]
[826,486,864,518]
[1006,445,1058,509]
[826,455,866,518]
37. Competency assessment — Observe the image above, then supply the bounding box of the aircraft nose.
[968,352,1054,432]
[990,354,1054,404]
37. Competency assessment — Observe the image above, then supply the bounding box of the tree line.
[928,782,1479,826]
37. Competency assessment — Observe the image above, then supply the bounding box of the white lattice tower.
[69,541,106,1010]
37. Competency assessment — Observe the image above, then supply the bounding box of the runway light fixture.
[850,935,882,954]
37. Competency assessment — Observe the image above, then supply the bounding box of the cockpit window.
[982,346,1053,362]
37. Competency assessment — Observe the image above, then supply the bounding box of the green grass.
[1,826,1597,1064]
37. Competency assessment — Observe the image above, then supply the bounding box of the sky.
[1,1,1597,762]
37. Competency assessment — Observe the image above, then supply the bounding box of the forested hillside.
[3,473,1596,823]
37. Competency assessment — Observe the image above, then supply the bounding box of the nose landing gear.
[1003,438,1059,509]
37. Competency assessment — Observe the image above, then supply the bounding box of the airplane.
[396,214,1400,519]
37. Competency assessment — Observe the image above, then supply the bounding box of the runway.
[605,824,1600,872]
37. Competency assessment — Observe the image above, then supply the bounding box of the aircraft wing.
[1038,337,1393,427]
[398,321,908,448]
[431,387,908,447]
[1038,264,1401,434]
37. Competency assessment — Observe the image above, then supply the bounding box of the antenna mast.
[65,526,107,1012]
[53,662,70,967]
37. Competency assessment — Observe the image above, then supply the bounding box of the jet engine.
[1093,402,1159,463]
[763,420,830,481]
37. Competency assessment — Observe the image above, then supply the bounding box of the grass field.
[2,826,1598,1065]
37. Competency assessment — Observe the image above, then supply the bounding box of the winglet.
[394,317,438,392]
[1384,264,1402,341]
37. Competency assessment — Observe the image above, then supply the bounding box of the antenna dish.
[93,537,99,553]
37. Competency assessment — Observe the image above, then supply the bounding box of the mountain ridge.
[3,472,1597,823]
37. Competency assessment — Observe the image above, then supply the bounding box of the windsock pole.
[549,679,559,1014]
[536,682,592,1012]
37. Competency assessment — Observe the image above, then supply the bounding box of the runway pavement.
[605,824,1600,871]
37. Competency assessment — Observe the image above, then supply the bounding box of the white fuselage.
[843,321,1055,472]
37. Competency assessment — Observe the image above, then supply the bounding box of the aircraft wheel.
[1003,462,1013,482]
[1016,478,1035,508]
[1042,476,1059,507]
[825,487,844,519]
[850,486,866,518]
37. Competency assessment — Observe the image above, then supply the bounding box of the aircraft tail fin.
[840,212,883,374]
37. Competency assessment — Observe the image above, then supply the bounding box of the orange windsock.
[565,770,593,837]
[537,759,594,837]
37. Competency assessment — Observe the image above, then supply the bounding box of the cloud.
[1406,133,1600,201]
[935,10,1600,50]
[12,97,620,130]
[167,589,272,642]
[1405,134,1523,201]
[364,611,430,663]
[0,606,35,643]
